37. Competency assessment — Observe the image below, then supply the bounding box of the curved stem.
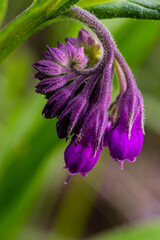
[68,6,113,75]
[69,7,137,90]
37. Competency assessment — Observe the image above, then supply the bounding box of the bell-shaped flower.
[64,128,101,176]
[108,110,143,164]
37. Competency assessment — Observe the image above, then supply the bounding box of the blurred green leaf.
[0,0,8,26]
[0,0,80,62]
[111,20,160,68]
[104,18,160,100]
[51,179,95,240]
[0,110,61,240]
[86,220,160,240]
[0,45,64,240]
[143,94,160,134]
[78,0,160,20]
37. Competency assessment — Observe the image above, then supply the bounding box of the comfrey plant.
[33,7,144,181]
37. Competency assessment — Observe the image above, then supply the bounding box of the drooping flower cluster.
[33,7,144,180]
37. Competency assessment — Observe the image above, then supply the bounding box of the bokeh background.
[1,1,160,240]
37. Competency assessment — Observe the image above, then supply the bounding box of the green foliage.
[0,0,8,25]
[0,0,80,62]
[78,0,160,20]
[87,220,160,240]
[0,47,60,240]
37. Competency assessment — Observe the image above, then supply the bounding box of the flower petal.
[42,51,52,61]
[35,73,76,94]
[57,42,65,51]
[65,37,78,46]
[56,73,99,139]
[42,75,87,118]
[47,46,68,66]
[33,60,71,76]
[65,41,76,60]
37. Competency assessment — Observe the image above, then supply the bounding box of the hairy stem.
[69,6,136,89]
[67,6,113,75]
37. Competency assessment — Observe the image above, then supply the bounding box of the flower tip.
[142,125,145,135]
[32,74,36,78]
[94,145,100,158]
[131,157,137,162]
[127,126,132,140]
[64,175,71,184]
[120,160,124,170]
[57,41,65,50]
[32,63,37,69]
[81,172,87,177]
[46,45,52,53]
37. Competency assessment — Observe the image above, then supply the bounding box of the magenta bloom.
[33,7,145,180]
[108,111,143,163]
[64,129,101,176]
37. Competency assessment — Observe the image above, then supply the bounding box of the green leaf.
[0,46,66,240]
[77,0,160,20]
[0,0,8,26]
[86,220,160,240]
[51,180,95,240]
[0,0,80,63]
[0,95,61,239]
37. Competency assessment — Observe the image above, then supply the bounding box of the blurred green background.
[1,1,160,240]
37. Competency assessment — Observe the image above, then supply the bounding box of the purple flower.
[56,72,100,139]
[108,111,143,163]
[103,119,112,147]
[102,53,144,167]
[33,41,88,80]
[41,75,86,119]
[66,28,102,67]
[75,62,114,154]
[33,6,145,180]
[64,128,101,177]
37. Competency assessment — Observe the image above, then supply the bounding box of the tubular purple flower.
[108,110,143,163]
[113,48,145,137]
[64,129,101,176]
[104,41,144,165]
[75,49,114,153]
[103,119,112,147]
